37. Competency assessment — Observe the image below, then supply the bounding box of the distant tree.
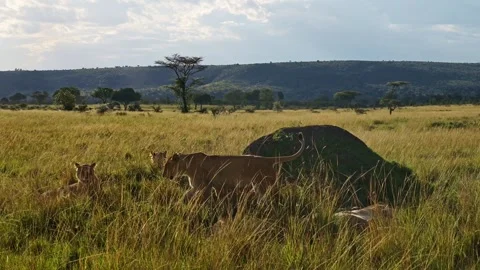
[112,88,142,111]
[9,93,27,104]
[259,88,275,109]
[333,91,361,108]
[381,81,409,115]
[155,54,207,113]
[192,93,212,110]
[53,89,76,110]
[31,91,49,104]
[91,87,114,103]
[0,97,9,104]
[277,91,285,102]
[245,90,260,108]
[224,90,245,109]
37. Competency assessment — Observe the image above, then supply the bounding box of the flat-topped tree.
[381,81,409,115]
[9,93,27,104]
[91,87,114,104]
[334,91,361,108]
[155,54,207,113]
[224,90,245,109]
[31,91,49,104]
[192,93,212,110]
[112,88,141,111]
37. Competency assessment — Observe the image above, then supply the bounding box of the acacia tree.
[381,81,409,115]
[31,91,49,104]
[333,90,361,108]
[259,88,274,109]
[0,97,9,104]
[9,93,27,104]
[155,54,207,113]
[112,88,142,111]
[91,87,114,104]
[224,90,245,109]
[192,93,212,110]
[53,89,76,110]
[245,90,260,108]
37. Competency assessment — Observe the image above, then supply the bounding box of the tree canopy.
[155,54,207,113]
[91,87,114,103]
[9,93,27,103]
[31,91,49,104]
[112,88,142,110]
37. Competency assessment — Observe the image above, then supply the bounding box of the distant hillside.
[1,61,480,101]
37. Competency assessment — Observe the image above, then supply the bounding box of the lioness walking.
[163,132,305,203]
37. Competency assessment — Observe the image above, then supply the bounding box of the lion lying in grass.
[163,132,305,203]
[40,162,100,200]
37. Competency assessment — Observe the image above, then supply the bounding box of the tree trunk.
[389,107,393,115]
[181,94,188,113]
[200,104,203,110]
[124,103,128,111]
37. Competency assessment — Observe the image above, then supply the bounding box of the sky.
[1,0,479,70]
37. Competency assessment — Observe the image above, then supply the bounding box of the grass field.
[1,105,480,269]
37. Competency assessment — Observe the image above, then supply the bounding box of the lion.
[41,162,99,200]
[163,132,305,203]
[150,151,167,171]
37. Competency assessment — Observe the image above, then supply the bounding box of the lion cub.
[41,162,99,200]
[163,132,305,203]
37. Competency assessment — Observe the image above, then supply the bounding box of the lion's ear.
[172,153,180,161]
[91,162,96,168]
[74,163,80,169]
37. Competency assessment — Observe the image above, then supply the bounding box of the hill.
[1,61,480,102]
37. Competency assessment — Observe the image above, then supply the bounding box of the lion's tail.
[270,132,305,163]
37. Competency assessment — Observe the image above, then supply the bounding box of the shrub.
[245,106,256,113]
[272,101,283,112]
[77,104,89,112]
[211,107,222,117]
[107,102,121,110]
[128,103,143,112]
[152,105,163,113]
[196,108,208,114]
[116,112,127,116]
[354,108,368,115]
[96,105,109,114]
[19,103,28,109]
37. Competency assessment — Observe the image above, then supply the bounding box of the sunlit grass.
[0,105,479,269]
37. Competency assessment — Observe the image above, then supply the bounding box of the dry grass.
[0,105,480,269]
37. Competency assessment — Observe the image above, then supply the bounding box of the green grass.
[1,105,480,269]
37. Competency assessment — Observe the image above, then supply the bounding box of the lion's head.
[150,151,167,169]
[162,153,188,180]
[74,162,97,184]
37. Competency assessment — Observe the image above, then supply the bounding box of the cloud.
[1,0,480,70]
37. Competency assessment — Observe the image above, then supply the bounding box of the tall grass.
[0,105,479,269]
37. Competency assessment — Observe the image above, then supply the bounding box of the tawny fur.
[163,133,305,202]
[41,162,99,200]
[150,151,167,171]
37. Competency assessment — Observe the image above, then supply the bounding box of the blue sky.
[0,0,479,70]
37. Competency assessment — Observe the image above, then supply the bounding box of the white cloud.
[1,0,480,70]
[431,24,461,33]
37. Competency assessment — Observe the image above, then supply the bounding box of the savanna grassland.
[1,105,480,269]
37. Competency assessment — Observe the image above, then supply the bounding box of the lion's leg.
[183,186,212,204]
[183,188,198,204]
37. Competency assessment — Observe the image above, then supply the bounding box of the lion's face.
[74,162,96,184]
[150,151,167,169]
[162,153,185,180]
